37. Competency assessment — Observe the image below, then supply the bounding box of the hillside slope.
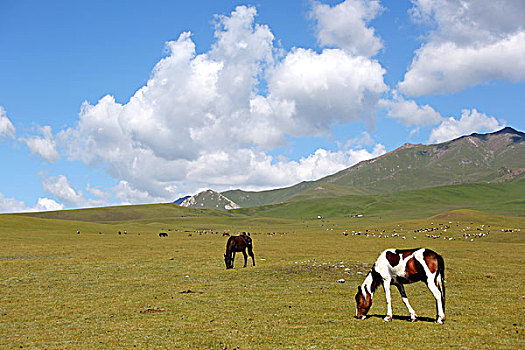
[224,127,525,207]
[232,178,525,220]
[14,203,230,223]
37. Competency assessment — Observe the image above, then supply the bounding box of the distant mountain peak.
[173,195,191,205]
[455,126,525,145]
[397,142,422,151]
[400,142,415,148]
[493,126,521,134]
[180,189,241,210]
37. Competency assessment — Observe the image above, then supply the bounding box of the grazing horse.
[158,232,168,237]
[355,248,445,324]
[224,233,255,269]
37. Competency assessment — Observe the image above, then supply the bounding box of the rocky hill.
[179,189,241,210]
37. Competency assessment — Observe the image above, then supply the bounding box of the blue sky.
[0,0,524,212]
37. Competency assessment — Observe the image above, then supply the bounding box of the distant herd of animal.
[75,229,447,323]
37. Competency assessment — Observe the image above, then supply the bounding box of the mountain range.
[179,127,525,210]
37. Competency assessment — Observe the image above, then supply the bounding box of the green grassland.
[1,185,524,348]
[233,180,525,220]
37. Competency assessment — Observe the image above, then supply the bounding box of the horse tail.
[435,253,445,313]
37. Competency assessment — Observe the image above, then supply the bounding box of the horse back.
[227,235,249,252]
[382,248,443,284]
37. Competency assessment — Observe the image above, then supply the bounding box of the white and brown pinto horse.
[355,248,445,324]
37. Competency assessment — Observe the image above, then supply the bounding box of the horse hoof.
[410,317,417,322]
[383,316,392,322]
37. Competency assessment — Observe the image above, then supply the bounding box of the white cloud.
[409,0,525,44]
[86,184,110,200]
[0,193,28,213]
[113,180,168,205]
[22,125,60,162]
[400,33,525,95]
[0,192,63,213]
[55,5,389,203]
[380,91,443,126]
[311,0,383,57]
[41,174,105,208]
[33,198,64,212]
[428,109,505,143]
[400,0,525,96]
[268,48,387,132]
[0,106,16,138]
[344,131,375,148]
[186,144,386,191]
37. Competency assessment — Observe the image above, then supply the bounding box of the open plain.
[1,200,524,349]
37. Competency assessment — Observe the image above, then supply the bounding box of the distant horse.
[158,232,168,237]
[355,248,445,324]
[224,233,255,269]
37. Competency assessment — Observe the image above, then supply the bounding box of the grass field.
[1,205,524,349]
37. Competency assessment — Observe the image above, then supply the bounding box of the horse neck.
[362,268,381,296]
[225,237,234,255]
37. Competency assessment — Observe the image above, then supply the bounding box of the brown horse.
[224,233,255,269]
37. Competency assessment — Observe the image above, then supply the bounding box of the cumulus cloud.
[409,0,525,43]
[185,145,386,191]
[0,106,16,138]
[400,0,525,96]
[428,109,505,143]
[41,174,105,208]
[0,192,63,213]
[56,5,388,202]
[22,125,60,162]
[33,198,65,212]
[380,91,443,126]
[311,0,383,57]
[344,131,375,149]
[400,33,525,95]
[0,193,29,213]
[268,48,387,132]
[113,180,168,205]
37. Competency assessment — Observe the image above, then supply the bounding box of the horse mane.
[225,235,235,254]
[363,265,382,297]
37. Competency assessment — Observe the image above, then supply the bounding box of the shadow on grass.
[366,314,436,323]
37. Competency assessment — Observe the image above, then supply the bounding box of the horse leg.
[232,252,236,268]
[242,250,248,267]
[426,279,445,324]
[382,280,393,322]
[248,246,255,266]
[395,284,417,321]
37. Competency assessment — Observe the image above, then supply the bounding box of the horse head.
[224,253,232,269]
[355,286,372,319]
